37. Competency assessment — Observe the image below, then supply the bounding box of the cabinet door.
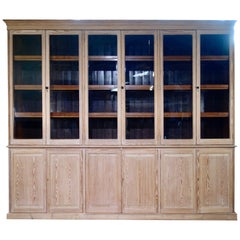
[198,32,233,144]
[160,149,196,213]
[122,149,157,213]
[85,149,121,213]
[48,150,83,212]
[47,32,81,144]
[198,149,234,213]
[162,33,195,144]
[87,33,120,144]
[10,149,46,212]
[123,33,156,145]
[11,32,44,144]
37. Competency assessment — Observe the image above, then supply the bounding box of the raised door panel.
[122,149,157,213]
[160,149,196,213]
[10,149,46,212]
[85,149,121,213]
[198,149,234,213]
[48,150,82,212]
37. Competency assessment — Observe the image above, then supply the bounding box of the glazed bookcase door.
[86,32,121,144]
[162,32,196,144]
[197,31,234,144]
[10,31,45,144]
[46,32,82,144]
[123,32,158,145]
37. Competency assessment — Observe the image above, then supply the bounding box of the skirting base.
[7,212,237,220]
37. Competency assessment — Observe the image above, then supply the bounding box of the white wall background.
[0,1,239,239]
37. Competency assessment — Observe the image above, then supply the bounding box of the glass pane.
[14,90,42,112]
[164,118,192,139]
[126,118,154,139]
[50,35,78,56]
[51,118,79,139]
[164,35,192,56]
[89,118,117,139]
[50,61,78,85]
[164,61,192,85]
[13,35,41,55]
[14,118,42,139]
[126,91,154,113]
[89,61,117,85]
[201,61,229,84]
[200,34,229,56]
[14,61,42,85]
[51,90,79,112]
[164,91,192,112]
[200,34,230,139]
[88,35,117,56]
[163,35,193,139]
[88,34,118,139]
[201,90,229,112]
[89,91,117,113]
[13,35,42,139]
[125,35,155,140]
[50,35,79,140]
[125,35,154,56]
[201,118,229,138]
[126,61,154,85]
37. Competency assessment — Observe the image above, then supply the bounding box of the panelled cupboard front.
[5,20,236,219]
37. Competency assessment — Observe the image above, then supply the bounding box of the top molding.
[3,19,236,31]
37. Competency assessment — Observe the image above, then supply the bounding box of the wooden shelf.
[164,56,192,61]
[164,85,191,90]
[89,56,117,61]
[13,55,41,61]
[51,112,79,118]
[126,112,154,118]
[201,55,229,61]
[14,85,42,90]
[201,112,229,118]
[50,56,78,61]
[125,85,154,91]
[51,85,79,90]
[89,85,117,91]
[201,84,229,90]
[15,112,42,118]
[164,112,192,118]
[89,112,117,118]
[125,56,154,61]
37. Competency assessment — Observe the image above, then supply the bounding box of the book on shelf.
[128,70,154,85]
[89,70,118,85]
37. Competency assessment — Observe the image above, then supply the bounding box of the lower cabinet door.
[122,149,158,213]
[160,149,196,213]
[10,148,46,213]
[48,149,83,212]
[198,148,234,213]
[85,149,121,213]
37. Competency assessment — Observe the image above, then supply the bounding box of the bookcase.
[5,20,237,220]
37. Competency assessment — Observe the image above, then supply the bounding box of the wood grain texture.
[122,149,157,213]
[10,149,46,212]
[6,20,236,220]
[48,150,82,212]
[85,149,121,213]
[160,149,196,213]
[198,149,234,213]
